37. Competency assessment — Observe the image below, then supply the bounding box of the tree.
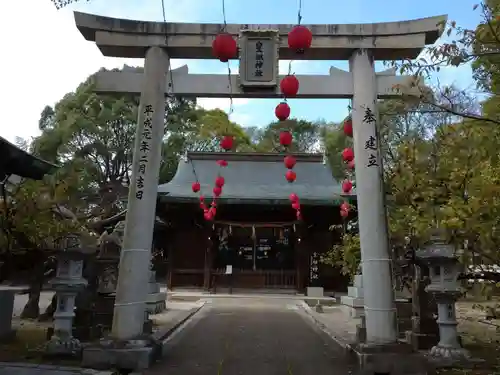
[390,1,500,125]
[321,91,500,284]
[33,78,137,220]
[0,173,84,318]
[160,108,252,182]
[252,118,325,153]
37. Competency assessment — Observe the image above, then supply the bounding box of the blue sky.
[0,0,481,142]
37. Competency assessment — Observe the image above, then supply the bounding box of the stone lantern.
[45,233,89,356]
[416,230,470,361]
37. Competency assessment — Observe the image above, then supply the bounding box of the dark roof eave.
[0,137,58,180]
[157,193,357,206]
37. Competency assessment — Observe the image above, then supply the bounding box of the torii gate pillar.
[111,46,169,341]
[350,49,397,344]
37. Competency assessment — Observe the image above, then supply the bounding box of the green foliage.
[387,1,500,126]
[322,93,500,280]
[321,232,360,280]
[22,67,330,228]
[0,176,81,251]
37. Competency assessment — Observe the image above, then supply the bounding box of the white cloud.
[197,98,249,110]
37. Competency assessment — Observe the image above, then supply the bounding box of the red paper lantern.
[212,33,237,62]
[285,170,296,183]
[343,118,353,137]
[279,131,293,147]
[280,75,300,97]
[347,159,355,170]
[342,180,353,193]
[275,102,291,121]
[284,155,296,169]
[217,159,228,167]
[211,200,217,207]
[192,181,200,193]
[209,207,217,216]
[342,148,354,162]
[220,136,234,151]
[288,25,313,53]
[292,202,300,210]
[199,202,206,210]
[204,211,214,221]
[199,195,205,202]
[296,210,302,220]
[213,186,222,197]
[215,176,225,188]
[340,201,350,211]
[340,209,349,218]
[289,193,299,203]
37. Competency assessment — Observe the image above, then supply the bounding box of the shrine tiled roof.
[0,136,57,180]
[158,152,353,206]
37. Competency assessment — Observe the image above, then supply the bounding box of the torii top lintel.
[74,11,447,60]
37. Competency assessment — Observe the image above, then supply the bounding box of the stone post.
[111,46,169,341]
[146,251,166,314]
[340,274,364,318]
[46,234,88,356]
[349,49,397,344]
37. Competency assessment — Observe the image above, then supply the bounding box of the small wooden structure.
[156,152,353,293]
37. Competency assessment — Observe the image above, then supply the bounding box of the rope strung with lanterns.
[191,0,238,222]
[340,115,355,219]
[159,0,221,222]
[278,4,312,222]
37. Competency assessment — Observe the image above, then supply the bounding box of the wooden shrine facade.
[155,152,354,293]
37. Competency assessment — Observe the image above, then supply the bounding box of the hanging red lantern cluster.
[343,116,353,137]
[342,147,354,162]
[280,75,299,97]
[207,26,239,221]
[289,193,302,221]
[340,201,350,218]
[212,33,237,62]
[280,131,297,183]
[288,25,313,54]
[275,26,312,188]
[339,114,355,218]
[201,135,234,221]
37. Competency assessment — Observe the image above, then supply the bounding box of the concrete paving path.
[146,298,357,375]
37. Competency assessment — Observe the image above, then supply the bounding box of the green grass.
[0,323,80,366]
[437,315,500,375]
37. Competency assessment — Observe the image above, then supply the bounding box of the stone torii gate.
[74,12,446,347]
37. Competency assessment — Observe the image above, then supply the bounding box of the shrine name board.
[238,29,279,88]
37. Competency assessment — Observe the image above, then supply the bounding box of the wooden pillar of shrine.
[203,227,214,291]
[166,242,174,290]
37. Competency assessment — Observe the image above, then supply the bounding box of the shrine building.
[154,151,353,293]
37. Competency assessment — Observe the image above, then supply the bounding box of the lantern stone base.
[405,331,439,351]
[306,286,324,298]
[81,339,155,371]
[430,345,470,361]
[146,292,167,314]
[350,341,432,375]
[44,336,83,357]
